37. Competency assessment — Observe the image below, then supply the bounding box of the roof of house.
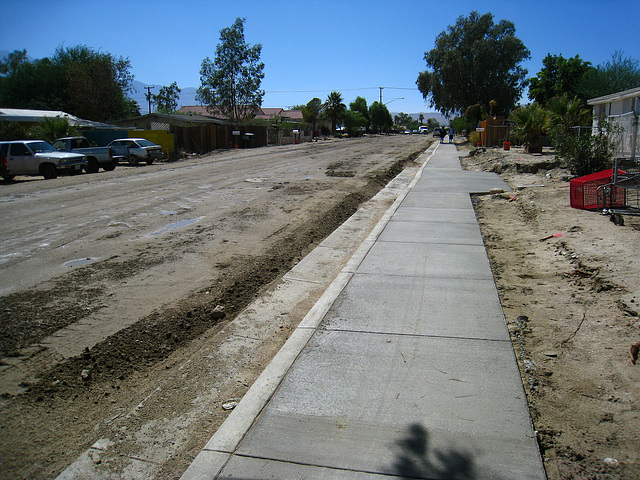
[176,106,304,122]
[587,86,640,105]
[0,108,115,128]
[116,112,228,127]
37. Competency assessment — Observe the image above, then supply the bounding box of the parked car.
[0,140,86,180]
[107,138,164,166]
[52,136,126,173]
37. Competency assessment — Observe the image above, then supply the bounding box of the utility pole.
[379,87,383,105]
[145,86,154,114]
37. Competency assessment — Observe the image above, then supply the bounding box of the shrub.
[561,116,620,176]
[468,131,480,145]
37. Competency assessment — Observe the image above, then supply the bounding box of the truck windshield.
[29,142,57,153]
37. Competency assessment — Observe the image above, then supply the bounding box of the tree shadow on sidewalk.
[387,423,477,479]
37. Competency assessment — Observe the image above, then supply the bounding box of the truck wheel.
[41,164,58,179]
[102,161,116,171]
[85,157,99,173]
[128,155,139,166]
[2,175,16,182]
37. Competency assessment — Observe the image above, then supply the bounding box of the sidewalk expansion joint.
[318,327,512,343]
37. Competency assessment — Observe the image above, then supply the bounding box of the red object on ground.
[569,169,626,210]
[503,142,510,151]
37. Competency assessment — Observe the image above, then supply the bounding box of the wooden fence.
[171,124,267,155]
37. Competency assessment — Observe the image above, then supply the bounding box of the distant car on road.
[0,140,87,180]
[108,138,164,166]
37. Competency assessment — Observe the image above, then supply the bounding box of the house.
[588,86,640,160]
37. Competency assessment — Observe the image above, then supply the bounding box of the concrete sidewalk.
[180,143,547,480]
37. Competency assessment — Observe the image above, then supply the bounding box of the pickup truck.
[0,140,87,180]
[52,136,127,173]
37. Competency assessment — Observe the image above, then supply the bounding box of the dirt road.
[0,135,431,479]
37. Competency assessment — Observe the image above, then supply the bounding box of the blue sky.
[1,0,639,114]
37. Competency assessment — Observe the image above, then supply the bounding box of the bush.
[468,131,480,145]
[558,115,621,176]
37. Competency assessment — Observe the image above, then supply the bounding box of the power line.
[265,86,417,94]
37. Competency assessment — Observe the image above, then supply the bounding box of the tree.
[0,49,28,75]
[301,97,322,136]
[528,54,594,106]
[53,45,134,122]
[509,103,548,153]
[426,118,440,130]
[546,94,591,142]
[323,91,346,134]
[450,116,473,135]
[343,110,368,137]
[349,96,370,130]
[153,81,181,113]
[416,11,530,117]
[369,101,393,134]
[578,51,640,100]
[0,46,135,122]
[197,17,265,122]
[34,117,77,143]
[395,112,418,130]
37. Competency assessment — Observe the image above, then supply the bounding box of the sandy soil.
[462,145,640,479]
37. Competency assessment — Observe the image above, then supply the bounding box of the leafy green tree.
[0,57,66,111]
[578,51,640,100]
[426,118,440,130]
[0,49,28,75]
[509,103,548,153]
[323,91,346,134]
[0,45,135,122]
[343,110,368,137]
[197,17,265,122]
[450,116,473,135]
[152,81,181,113]
[369,101,393,134]
[528,54,594,106]
[53,45,134,122]
[395,112,418,130]
[301,97,322,135]
[417,11,530,117]
[349,96,370,130]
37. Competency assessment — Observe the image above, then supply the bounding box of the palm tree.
[323,91,346,135]
[34,117,77,143]
[547,94,591,137]
[509,103,548,153]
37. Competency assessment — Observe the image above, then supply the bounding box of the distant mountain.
[128,80,197,114]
